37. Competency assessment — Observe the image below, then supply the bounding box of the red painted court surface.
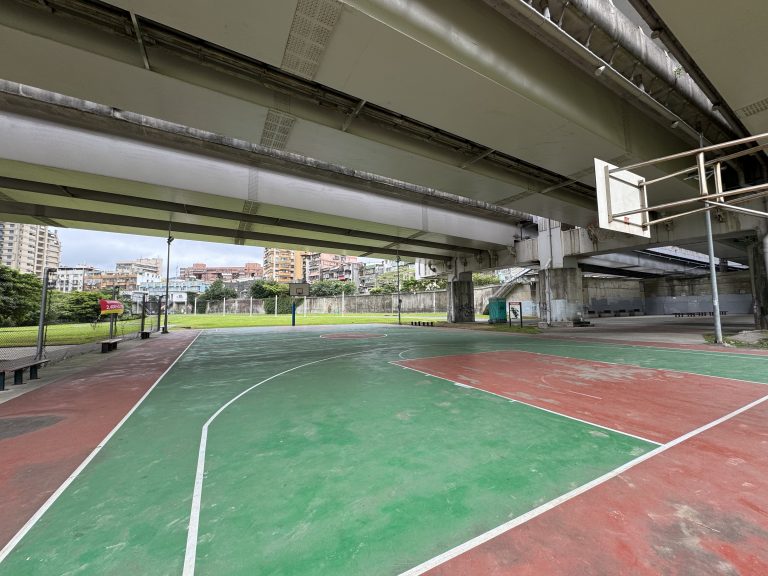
[1,327,767,575]
[397,350,768,443]
[0,331,199,547]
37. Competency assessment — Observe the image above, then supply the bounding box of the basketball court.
[1,325,767,575]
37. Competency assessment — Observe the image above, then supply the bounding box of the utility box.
[487,297,507,324]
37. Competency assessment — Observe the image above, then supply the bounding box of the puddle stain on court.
[0,415,64,440]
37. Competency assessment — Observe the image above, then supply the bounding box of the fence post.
[274,295,278,316]
[250,297,253,316]
[140,293,147,333]
[156,296,162,331]
[341,291,345,316]
[109,286,117,340]
[194,296,197,315]
[223,297,226,316]
[35,267,55,360]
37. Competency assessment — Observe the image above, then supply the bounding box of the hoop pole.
[612,131,768,173]
[698,148,723,345]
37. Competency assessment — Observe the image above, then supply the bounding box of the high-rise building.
[263,248,305,283]
[0,222,61,278]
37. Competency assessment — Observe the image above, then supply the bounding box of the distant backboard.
[289,282,310,296]
[595,158,650,238]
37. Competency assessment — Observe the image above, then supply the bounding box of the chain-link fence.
[1,291,162,373]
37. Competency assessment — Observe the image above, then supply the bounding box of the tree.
[54,291,109,323]
[200,279,237,302]
[0,265,42,326]
[369,281,397,295]
[401,277,447,293]
[309,280,354,297]
[472,273,501,287]
[249,280,288,299]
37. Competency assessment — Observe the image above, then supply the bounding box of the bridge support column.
[748,230,768,329]
[538,266,584,325]
[447,271,475,323]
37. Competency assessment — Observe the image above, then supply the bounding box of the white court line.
[182,350,367,576]
[0,331,203,565]
[398,390,768,576]
[392,363,660,446]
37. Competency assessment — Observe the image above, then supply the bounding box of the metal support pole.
[250,296,253,316]
[162,230,174,334]
[156,295,162,331]
[291,298,296,326]
[341,290,345,316]
[194,296,197,315]
[140,293,147,333]
[697,147,724,344]
[109,286,117,340]
[223,297,226,316]
[396,255,401,325]
[274,295,278,316]
[35,267,55,361]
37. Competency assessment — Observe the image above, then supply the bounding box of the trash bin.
[487,297,507,324]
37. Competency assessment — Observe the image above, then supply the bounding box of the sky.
[55,228,265,273]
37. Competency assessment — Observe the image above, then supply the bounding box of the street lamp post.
[162,230,174,334]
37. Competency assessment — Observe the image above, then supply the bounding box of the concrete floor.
[543,314,757,345]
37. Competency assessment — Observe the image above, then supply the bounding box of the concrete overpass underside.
[0,0,766,326]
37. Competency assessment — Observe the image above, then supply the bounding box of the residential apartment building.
[305,253,359,283]
[116,257,162,276]
[53,265,100,293]
[180,262,263,282]
[87,270,161,294]
[263,249,304,283]
[0,222,61,278]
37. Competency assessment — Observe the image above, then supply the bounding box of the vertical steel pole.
[223,297,226,316]
[35,267,54,360]
[274,295,278,316]
[194,296,197,315]
[396,255,401,325]
[109,286,117,340]
[341,290,345,316]
[162,232,173,334]
[140,293,147,333]
[250,296,253,316]
[697,147,724,344]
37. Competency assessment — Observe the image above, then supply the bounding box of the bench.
[410,321,435,327]
[101,338,122,353]
[0,359,46,391]
[140,331,151,340]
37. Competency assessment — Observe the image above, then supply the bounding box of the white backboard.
[289,282,311,296]
[595,158,650,238]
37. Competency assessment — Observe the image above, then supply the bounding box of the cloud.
[55,229,264,272]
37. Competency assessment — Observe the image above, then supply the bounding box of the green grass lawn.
[1,313,485,346]
[0,319,149,347]
[168,312,456,330]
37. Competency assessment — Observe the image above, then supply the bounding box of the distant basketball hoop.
[289,283,310,297]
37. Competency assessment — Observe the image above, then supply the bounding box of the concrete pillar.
[538,267,584,325]
[447,271,475,323]
[747,232,768,329]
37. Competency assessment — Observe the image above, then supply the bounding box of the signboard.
[99,299,125,315]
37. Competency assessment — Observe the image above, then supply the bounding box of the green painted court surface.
[3,326,767,575]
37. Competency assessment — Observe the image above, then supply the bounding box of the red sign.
[99,299,124,315]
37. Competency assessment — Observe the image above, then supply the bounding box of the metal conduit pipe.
[565,0,732,134]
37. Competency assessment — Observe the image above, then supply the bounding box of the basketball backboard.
[289,282,310,296]
[595,158,650,238]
